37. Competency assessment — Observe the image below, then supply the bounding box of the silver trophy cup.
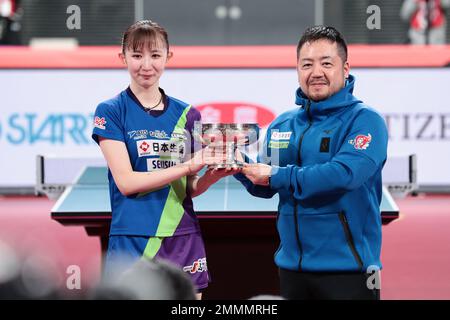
[193,122,259,169]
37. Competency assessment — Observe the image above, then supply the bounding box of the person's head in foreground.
[91,258,197,300]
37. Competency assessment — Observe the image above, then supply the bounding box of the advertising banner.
[0,68,448,187]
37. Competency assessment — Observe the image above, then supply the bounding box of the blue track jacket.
[235,75,388,272]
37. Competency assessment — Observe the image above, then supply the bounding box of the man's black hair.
[297,26,348,62]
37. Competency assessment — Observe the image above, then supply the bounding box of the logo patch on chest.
[269,131,292,149]
[137,139,185,158]
[270,131,292,140]
[147,158,180,171]
[269,141,290,149]
[128,129,148,140]
[320,137,330,152]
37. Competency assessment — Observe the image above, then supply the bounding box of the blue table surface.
[52,166,398,214]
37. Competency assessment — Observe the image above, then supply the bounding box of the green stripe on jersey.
[155,105,191,236]
[143,237,163,259]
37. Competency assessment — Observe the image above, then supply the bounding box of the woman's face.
[120,38,171,90]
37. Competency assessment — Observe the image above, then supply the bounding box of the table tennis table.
[50,165,399,299]
[52,165,399,222]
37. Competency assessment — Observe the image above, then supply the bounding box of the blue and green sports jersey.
[92,88,201,237]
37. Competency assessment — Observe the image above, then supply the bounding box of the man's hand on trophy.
[242,163,272,186]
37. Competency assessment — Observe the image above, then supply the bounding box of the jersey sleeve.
[270,108,388,200]
[185,106,202,155]
[91,102,125,144]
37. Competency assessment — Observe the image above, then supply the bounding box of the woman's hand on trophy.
[185,149,207,175]
[203,145,228,168]
[185,146,222,174]
[204,166,241,180]
[203,146,241,178]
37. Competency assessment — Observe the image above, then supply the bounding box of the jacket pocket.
[299,211,364,272]
[338,211,364,270]
[274,212,301,269]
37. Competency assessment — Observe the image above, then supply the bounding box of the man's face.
[297,39,350,102]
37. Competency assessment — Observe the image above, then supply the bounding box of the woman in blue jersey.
[92,20,235,299]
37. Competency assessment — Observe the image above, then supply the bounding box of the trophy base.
[212,162,244,169]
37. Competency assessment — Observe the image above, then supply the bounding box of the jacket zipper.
[293,100,312,271]
[338,211,364,270]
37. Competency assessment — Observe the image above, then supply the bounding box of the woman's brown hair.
[121,20,169,54]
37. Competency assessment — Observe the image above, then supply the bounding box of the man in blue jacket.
[235,26,388,300]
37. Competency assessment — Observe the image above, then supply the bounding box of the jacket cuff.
[233,172,247,182]
[269,166,292,190]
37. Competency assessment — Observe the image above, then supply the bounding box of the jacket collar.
[295,74,362,120]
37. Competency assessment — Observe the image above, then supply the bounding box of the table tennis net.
[36,153,417,200]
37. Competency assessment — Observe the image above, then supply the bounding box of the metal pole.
[134,0,144,22]
[315,0,324,26]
